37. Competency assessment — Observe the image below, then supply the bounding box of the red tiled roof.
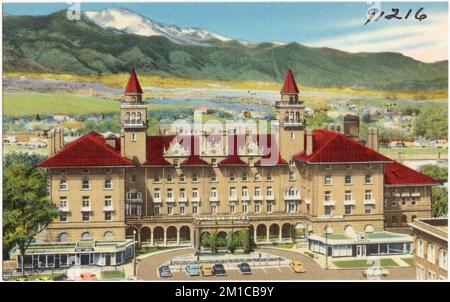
[124,69,143,94]
[219,135,247,166]
[294,129,392,163]
[38,131,134,167]
[281,69,299,94]
[385,161,440,186]
[144,135,174,166]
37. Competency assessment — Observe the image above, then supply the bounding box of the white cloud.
[305,12,448,62]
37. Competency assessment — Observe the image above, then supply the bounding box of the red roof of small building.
[38,131,134,167]
[295,129,392,163]
[384,161,440,186]
[124,69,143,94]
[281,69,299,94]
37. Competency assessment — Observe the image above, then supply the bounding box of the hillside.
[3,11,448,91]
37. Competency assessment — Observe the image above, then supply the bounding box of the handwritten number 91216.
[365,8,427,25]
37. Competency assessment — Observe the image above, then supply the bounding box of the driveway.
[136,248,413,281]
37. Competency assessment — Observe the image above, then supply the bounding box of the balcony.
[191,196,201,203]
[323,199,336,206]
[401,193,410,197]
[81,206,92,212]
[253,195,263,201]
[59,206,70,212]
[241,195,250,202]
[209,196,219,202]
[282,121,304,128]
[343,199,356,206]
[178,196,188,203]
[266,195,275,201]
[364,199,376,205]
[318,214,344,220]
[284,193,301,201]
[229,195,238,202]
[275,101,304,108]
[411,192,420,197]
[392,193,401,197]
[123,120,147,129]
[152,197,162,204]
[166,197,175,203]
[103,205,114,212]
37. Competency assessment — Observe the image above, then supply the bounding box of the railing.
[275,101,304,108]
[81,206,92,212]
[127,198,143,203]
[191,197,201,203]
[266,195,275,201]
[411,192,420,197]
[323,199,336,206]
[318,214,344,219]
[364,199,376,205]
[209,196,219,202]
[166,197,175,203]
[253,195,263,201]
[59,206,70,212]
[284,194,301,201]
[229,195,238,202]
[103,206,114,212]
[343,199,356,206]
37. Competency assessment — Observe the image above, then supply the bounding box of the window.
[289,160,295,166]
[179,174,185,182]
[255,204,260,213]
[211,158,217,167]
[411,197,417,206]
[267,172,273,181]
[192,188,199,199]
[167,206,173,215]
[131,175,136,183]
[211,205,217,214]
[59,212,68,222]
[324,176,332,185]
[267,203,273,213]
[324,206,332,215]
[211,173,217,182]
[427,244,436,264]
[60,180,68,190]
[211,188,217,198]
[105,211,112,221]
[230,173,236,181]
[82,179,90,190]
[242,203,248,214]
[242,173,248,181]
[242,187,249,197]
[345,205,352,215]
[192,174,198,182]
[325,165,331,170]
[104,196,112,207]
[230,187,237,197]
[364,205,373,214]
[290,131,295,140]
[289,171,295,181]
[60,197,68,208]
[83,169,89,174]
[180,205,186,215]
[365,175,373,184]
[324,191,332,201]
[192,205,198,214]
[229,205,236,213]
[267,187,273,196]
[345,164,352,170]
[167,188,173,199]
[167,175,173,182]
[180,188,186,199]
[104,179,112,189]
[416,265,425,280]
[287,201,297,213]
[154,188,160,199]
[439,249,447,270]
[82,212,90,222]
[255,173,261,181]
[401,197,408,206]
[344,176,352,184]
[82,197,90,208]
[428,271,437,280]
[345,191,352,201]
[366,164,372,169]
[131,133,136,142]
[59,233,69,243]
[154,175,160,182]
[255,187,260,196]
[174,159,179,168]
[365,190,372,201]
[154,206,160,215]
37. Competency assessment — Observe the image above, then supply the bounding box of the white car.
[363,266,389,278]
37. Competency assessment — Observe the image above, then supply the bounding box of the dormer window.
[180,174,185,182]
[154,175,160,182]
[167,175,173,182]
[192,174,198,182]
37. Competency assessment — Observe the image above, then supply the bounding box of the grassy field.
[2,92,195,117]
[5,72,448,100]
[3,145,48,156]
[101,270,125,280]
[380,148,448,160]
[333,258,399,269]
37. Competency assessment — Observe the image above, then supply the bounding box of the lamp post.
[133,230,137,278]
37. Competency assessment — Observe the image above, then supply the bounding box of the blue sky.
[3,2,448,62]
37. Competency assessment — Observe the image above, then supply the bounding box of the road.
[136,248,413,281]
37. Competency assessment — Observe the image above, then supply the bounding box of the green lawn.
[333,258,399,269]
[258,242,296,249]
[401,258,414,266]
[366,232,402,239]
[137,246,177,256]
[101,270,125,280]
[3,92,193,117]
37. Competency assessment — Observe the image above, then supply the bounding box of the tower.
[275,69,306,160]
[120,69,148,164]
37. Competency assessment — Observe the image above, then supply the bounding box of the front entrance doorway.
[105,254,111,266]
[356,245,366,257]
[80,254,90,265]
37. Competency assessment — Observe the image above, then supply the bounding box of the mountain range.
[3,9,448,91]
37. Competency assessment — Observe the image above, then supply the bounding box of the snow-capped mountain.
[84,8,232,46]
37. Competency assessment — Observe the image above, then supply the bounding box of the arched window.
[284,112,289,122]
[125,112,130,124]
[59,180,68,190]
[104,179,112,189]
[364,224,374,233]
[290,112,295,122]
[104,231,114,239]
[295,111,300,122]
[59,233,69,243]
[324,225,333,234]
[439,249,447,270]
[416,239,424,257]
[324,176,332,185]
[131,112,136,124]
[137,112,142,124]
[82,179,90,190]
[427,244,435,263]
[287,186,297,196]
[81,232,93,240]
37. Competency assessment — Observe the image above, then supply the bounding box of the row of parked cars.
[159,261,306,278]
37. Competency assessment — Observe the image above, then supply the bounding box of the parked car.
[201,264,214,276]
[158,266,172,278]
[363,266,389,278]
[289,261,306,273]
[213,263,227,276]
[185,264,201,277]
[238,262,252,275]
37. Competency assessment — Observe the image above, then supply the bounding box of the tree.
[238,230,252,254]
[226,233,239,254]
[201,232,219,254]
[432,187,448,218]
[420,165,447,183]
[2,162,58,274]
[414,106,448,139]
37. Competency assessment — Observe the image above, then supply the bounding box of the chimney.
[367,128,379,151]
[105,134,117,149]
[306,130,313,156]
[47,130,55,155]
[120,128,125,157]
[59,128,64,150]
[54,128,62,153]
[343,115,360,140]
